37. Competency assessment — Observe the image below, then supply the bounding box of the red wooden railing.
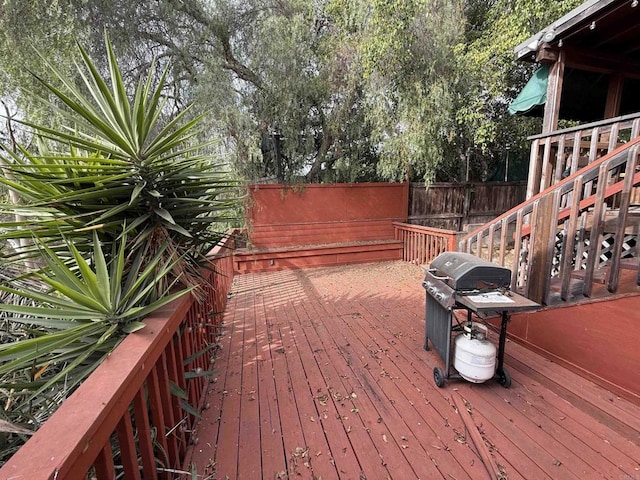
[393,222,458,265]
[526,112,640,199]
[0,232,237,480]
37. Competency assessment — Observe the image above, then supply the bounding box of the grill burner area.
[423,252,539,388]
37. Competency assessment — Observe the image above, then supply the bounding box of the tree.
[349,0,466,182]
[451,0,583,182]
[0,0,586,185]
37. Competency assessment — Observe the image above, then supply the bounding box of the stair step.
[570,268,606,284]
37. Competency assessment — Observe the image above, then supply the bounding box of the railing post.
[527,195,557,303]
[527,139,541,199]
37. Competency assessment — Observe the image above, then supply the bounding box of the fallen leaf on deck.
[293,446,310,458]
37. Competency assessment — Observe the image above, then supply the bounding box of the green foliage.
[332,0,465,182]
[451,0,583,181]
[0,0,79,126]
[0,34,240,292]
[0,33,240,462]
[0,0,588,186]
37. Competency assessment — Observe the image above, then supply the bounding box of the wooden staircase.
[459,133,640,402]
[460,135,640,307]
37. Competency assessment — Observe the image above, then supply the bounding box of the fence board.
[409,182,527,231]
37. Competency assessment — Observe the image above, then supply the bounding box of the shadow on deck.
[187,261,640,480]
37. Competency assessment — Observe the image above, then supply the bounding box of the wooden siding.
[234,240,403,273]
[505,294,640,402]
[188,262,640,480]
[409,182,527,231]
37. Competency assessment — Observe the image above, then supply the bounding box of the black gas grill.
[423,252,539,388]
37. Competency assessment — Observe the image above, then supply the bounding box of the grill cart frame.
[422,253,540,388]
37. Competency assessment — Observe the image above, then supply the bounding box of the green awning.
[508,66,549,115]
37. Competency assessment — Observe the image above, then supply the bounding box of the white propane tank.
[454,323,496,383]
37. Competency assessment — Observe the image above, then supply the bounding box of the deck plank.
[254,288,288,478]
[297,293,455,479]
[189,262,640,480]
[350,293,552,480]
[237,287,262,479]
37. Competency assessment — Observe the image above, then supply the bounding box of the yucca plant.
[0,231,193,461]
[0,32,241,295]
[0,33,240,462]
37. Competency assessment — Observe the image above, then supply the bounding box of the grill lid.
[429,252,511,291]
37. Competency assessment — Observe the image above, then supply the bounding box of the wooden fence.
[408,182,527,231]
[0,232,237,480]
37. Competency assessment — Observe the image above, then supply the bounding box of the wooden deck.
[187,261,640,480]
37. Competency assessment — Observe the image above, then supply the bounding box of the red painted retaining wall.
[507,295,640,403]
[236,183,409,272]
[247,183,409,248]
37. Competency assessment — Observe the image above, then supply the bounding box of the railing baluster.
[498,218,508,266]
[607,147,640,292]
[632,118,640,138]
[553,135,566,184]
[157,350,181,465]
[511,210,524,291]
[93,443,116,480]
[543,189,563,305]
[569,130,582,177]
[116,413,142,480]
[540,137,554,193]
[148,366,173,476]
[583,160,612,297]
[167,341,188,454]
[487,224,495,262]
[526,138,541,199]
[607,123,620,152]
[133,388,158,479]
[560,176,584,301]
